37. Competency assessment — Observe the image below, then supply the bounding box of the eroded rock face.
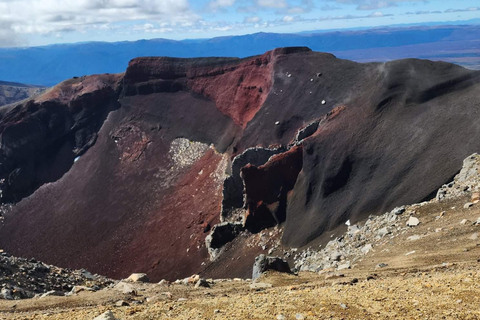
[221,147,285,222]
[0,74,122,202]
[242,145,303,233]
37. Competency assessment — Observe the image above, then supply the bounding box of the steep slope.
[0,48,480,282]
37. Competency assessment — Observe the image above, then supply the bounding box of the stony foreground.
[1,193,480,319]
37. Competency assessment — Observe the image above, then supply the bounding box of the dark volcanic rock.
[0,252,112,299]
[221,147,285,222]
[242,145,303,233]
[252,254,292,280]
[0,74,122,202]
[1,47,480,282]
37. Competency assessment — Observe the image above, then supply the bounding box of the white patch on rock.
[169,138,210,170]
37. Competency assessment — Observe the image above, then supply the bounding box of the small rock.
[214,309,221,314]
[127,273,149,283]
[277,314,286,320]
[460,219,471,225]
[340,303,347,309]
[321,100,326,105]
[115,300,129,307]
[464,202,474,209]
[376,263,388,268]
[40,291,64,298]
[188,274,200,284]
[472,193,480,202]
[295,314,305,320]
[361,244,373,254]
[178,298,188,302]
[392,207,406,215]
[158,279,169,285]
[114,282,136,295]
[337,262,351,270]
[407,217,420,227]
[469,233,478,240]
[69,286,94,295]
[275,121,280,125]
[377,227,390,237]
[0,288,13,300]
[93,310,117,320]
[195,279,210,288]
[405,250,416,256]
[407,235,421,241]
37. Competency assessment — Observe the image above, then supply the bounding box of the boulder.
[406,217,420,227]
[252,254,292,280]
[93,310,118,320]
[126,273,149,283]
[195,278,210,288]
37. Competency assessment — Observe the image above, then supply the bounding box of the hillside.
[0,81,45,107]
[0,47,479,284]
[1,156,480,318]
[0,25,479,86]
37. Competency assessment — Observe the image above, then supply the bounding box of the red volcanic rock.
[241,145,303,232]
[123,49,313,127]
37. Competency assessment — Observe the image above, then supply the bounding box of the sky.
[0,0,479,47]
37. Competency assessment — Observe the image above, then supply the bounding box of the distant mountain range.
[0,24,479,87]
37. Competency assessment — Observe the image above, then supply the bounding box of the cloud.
[208,0,236,11]
[243,16,262,23]
[321,4,341,11]
[0,0,199,46]
[405,10,442,15]
[320,11,393,20]
[331,0,427,11]
[256,0,288,9]
[445,7,479,13]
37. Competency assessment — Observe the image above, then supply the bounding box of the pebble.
[464,202,474,209]
[405,251,416,256]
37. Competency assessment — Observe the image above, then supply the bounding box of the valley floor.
[1,197,480,319]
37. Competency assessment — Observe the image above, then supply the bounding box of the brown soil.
[2,196,479,319]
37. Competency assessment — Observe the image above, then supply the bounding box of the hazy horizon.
[0,0,479,48]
